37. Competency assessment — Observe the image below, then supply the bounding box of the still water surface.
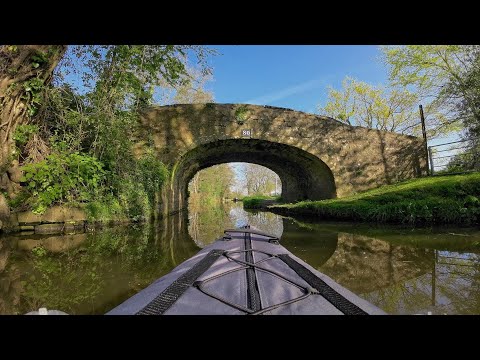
[1,201,479,314]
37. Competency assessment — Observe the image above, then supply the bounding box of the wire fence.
[428,138,478,175]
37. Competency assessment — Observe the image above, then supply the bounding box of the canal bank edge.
[257,173,480,227]
[1,205,140,235]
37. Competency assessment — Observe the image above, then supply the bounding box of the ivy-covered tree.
[0,45,67,226]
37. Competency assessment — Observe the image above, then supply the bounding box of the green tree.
[58,46,214,162]
[320,77,422,135]
[188,164,235,244]
[156,66,214,104]
[444,148,480,172]
[245,164,280,196]
[454,47,480,140]
[381,45,479,136]
[189,164,235,206]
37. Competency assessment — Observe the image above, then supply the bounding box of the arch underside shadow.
[170,139,337,212]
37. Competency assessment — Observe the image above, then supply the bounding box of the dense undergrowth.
[2,45,213,228]
[10,128,168,223]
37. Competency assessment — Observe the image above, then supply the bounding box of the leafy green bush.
[136,152,169,206]
[23,77,45,116]
[83,153,169,223]
[117,178,151,220]
[21,149,107,213]
[85,196,127,223]
[13,124,38,146]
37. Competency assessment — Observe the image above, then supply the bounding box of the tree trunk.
[0,45,67,230]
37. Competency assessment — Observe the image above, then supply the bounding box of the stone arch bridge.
[134,104,427,216]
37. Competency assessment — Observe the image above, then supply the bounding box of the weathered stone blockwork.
[14,206,86,235]
[136,104,427,216]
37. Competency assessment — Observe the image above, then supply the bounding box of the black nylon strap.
[244,232,261,312]
[277,254,368,315]
[136,250,224,315]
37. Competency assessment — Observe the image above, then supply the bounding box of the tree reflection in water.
[0,219,199,315]
[362,250,480,314]
[188,199,283,246]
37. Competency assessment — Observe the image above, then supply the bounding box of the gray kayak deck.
[107,227,386,315]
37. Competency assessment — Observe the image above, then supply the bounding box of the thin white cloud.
[244,78,326,105]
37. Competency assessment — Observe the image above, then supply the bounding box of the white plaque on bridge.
[241,129,252,138]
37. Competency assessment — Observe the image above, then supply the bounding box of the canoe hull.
[107,228,386,315]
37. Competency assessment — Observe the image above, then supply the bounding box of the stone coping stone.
[17,206,86,225]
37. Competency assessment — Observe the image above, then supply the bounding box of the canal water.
[1,201,479,315]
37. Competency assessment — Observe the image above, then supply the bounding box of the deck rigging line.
[137,227,367,315]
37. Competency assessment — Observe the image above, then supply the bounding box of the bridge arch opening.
[168,139,337,212]
[189,163,283,200]
[187,163,284,246]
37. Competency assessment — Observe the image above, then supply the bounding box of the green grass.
[243,195,282,209]
[270,173,480,226]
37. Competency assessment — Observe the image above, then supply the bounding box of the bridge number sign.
[242,129,252,138]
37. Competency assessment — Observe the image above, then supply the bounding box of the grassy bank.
[243,195,282,209]
[269,173,480,226]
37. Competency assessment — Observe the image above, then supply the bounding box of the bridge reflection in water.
[0,202,479,314]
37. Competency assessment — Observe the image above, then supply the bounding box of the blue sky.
[206,45,386,114]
